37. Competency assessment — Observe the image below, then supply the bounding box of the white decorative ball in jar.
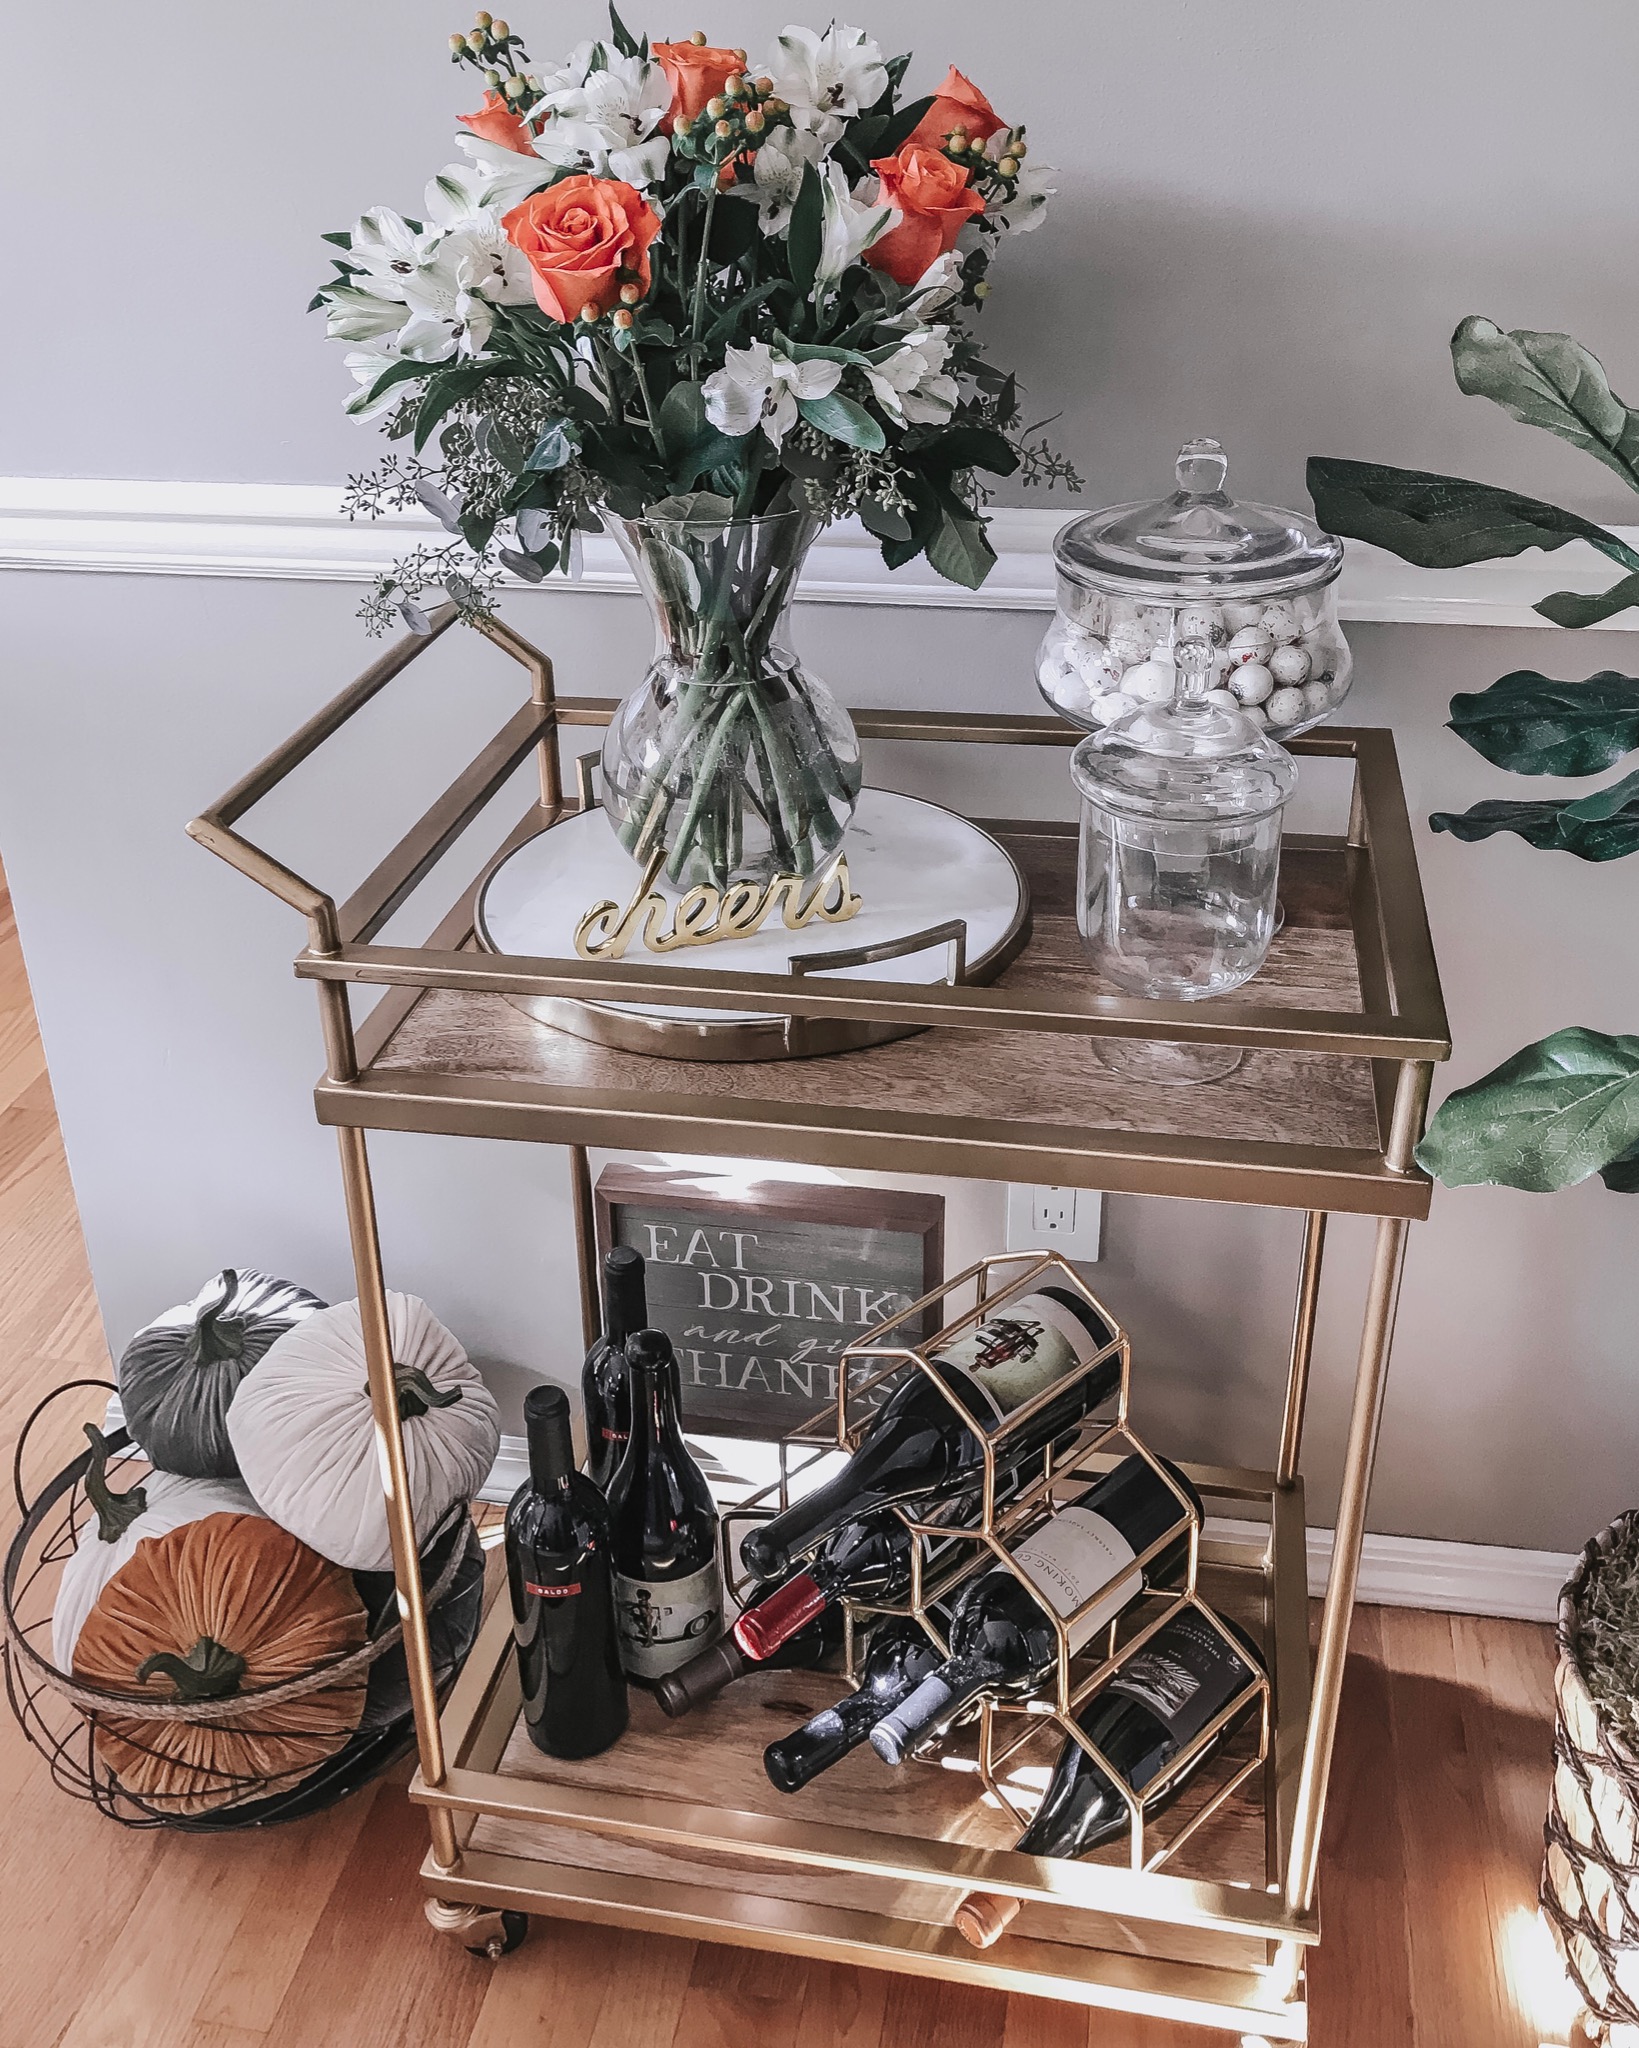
[1037,438,1353,740]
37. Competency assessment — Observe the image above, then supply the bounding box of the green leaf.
[349,355,430,415]
[607,2,640,57]
[797,391,886,450]
[912,425,1021,480]
[703,278,785,349]
[1429,771,1639,860]
[706,196,760,266]
[1535,573,1639,628]
[787,162,823,296]
[1451,317,1639,495]
[859,496,912,543]
[1305,457,1639,575]
[925,505,997,590]
[873,93,936,156]
[1446,669,1639,775]
[1598,1137,1639,1192]
[657,379,745,485]
[525,422,574,473]
[320,229,352,249]
[412,360,526,453]
[1415,1027,1639,1192]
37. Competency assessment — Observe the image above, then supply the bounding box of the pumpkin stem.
[83,1423,148,1543]
[392,1364,463,1422]
[190,1271,247,1365]
[136,1635,247,1701]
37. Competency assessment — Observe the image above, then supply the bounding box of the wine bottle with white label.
[740,1287,1119,1581]
[954,1611,1263,1947]
[582,1245,647,1492]
[505,1384,628,1758]
[870,1455,1199,1766]
[605,1329,724,1685]
[764,1616,946,1794]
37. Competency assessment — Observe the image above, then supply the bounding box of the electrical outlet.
[1005,1184,1104,1261]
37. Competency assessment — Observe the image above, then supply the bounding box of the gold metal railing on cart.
[188,606,1450,2039]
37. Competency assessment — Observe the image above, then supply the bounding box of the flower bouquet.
[316,10,1075,887]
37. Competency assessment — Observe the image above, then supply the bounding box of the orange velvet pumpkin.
[72,1512,368,1814]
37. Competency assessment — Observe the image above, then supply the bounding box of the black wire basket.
[3,1380,485,1829]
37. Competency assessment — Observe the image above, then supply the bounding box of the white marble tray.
[473,789,1029,1062]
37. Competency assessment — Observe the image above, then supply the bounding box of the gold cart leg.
[569,1143,600,1352]
[1277,1212,1327,1486]
[336,1122,462,1873]
[1284,1213,1409,1915]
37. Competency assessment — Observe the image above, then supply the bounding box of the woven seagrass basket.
[1544,1510,1639,2046]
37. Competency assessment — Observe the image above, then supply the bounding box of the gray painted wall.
[4,1,1637,1549]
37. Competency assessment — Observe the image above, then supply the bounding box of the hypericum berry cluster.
[448,10,545,117]
[671,42,791,184]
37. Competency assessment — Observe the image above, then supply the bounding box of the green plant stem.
[626,346,666,459]
[690,185,719,351]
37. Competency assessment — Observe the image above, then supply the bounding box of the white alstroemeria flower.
[989,160,1055,232]
[812,160,898,302]
[344,208,421,301]
[532,41,671,186]
[738,124,829,233]
[323,286,409,345]
[864,328,959,426]
[396,223,536,361]
[904,251,964,319]
[421,178,536,304]
[703,342,842,448]
[766,23,888,147]
[342,349,406,421]
[451,130,556,209]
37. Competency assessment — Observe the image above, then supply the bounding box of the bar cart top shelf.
[189,608,1449,1219]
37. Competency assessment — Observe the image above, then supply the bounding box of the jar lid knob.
[1175,437,1228,499]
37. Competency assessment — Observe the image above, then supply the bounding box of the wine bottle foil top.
[870,1670,956,1765]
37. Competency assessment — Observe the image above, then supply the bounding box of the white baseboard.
[479,1434,1571,1622]
[5,475,1638,630]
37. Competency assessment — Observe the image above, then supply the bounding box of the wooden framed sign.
[594,1165,945,1440]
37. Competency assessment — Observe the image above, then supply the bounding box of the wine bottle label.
[524,1581,581,1599]
[939,1292,1109,1425]
[1106,1612,1254,1748]
[1013,1507,1142,1654]
[613,1561,724,1680]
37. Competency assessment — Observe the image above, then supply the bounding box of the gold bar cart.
[189,608,1449,2040]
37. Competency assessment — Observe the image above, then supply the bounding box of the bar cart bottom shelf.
[412,1463,1316,2040]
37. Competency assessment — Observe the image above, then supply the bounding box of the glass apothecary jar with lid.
[1037,439,1350,741]
[1070,636,1298,1083]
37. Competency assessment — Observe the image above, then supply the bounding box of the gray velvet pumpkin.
[117,1269,326,1479]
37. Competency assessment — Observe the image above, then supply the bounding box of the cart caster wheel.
[424,1897,528,1959]
[469,1911,528,1960]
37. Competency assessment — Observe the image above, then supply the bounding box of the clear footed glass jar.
[601,507,861,890]
[1038,439,1351,742]
[1071,637,1297,1078]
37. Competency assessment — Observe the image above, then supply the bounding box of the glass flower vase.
[599,508,862,890]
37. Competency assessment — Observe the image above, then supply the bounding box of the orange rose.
[654,40,742,134]
[864,145,985,288]
[456,89,536,157]
[907,66,1005,150]
[502,176,662,324]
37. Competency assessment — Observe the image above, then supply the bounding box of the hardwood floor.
[0,872,1578,2048]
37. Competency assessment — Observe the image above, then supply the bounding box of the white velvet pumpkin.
[52,1467,261,1671]
[226,1293,500,1571]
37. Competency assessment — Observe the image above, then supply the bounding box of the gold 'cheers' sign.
[573,847,863,959]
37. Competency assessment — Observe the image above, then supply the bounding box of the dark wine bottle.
[655,1600,845,1719]
[870,1455,1200,1766]
[741,1287,1119,1581]
[504,1383,628,1759]
[732,1514,915,1661]
[582,1245,648,1492]
[764,1617,945,1793]
[605,1329,724,1685]
[954,1611,1263,1947]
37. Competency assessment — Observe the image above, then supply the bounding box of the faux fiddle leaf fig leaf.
[1430,770,1639,860]
[1305,458,1639,574]
[1451,318,1639,494]
[1535,573,1639,628]
[1446,669,1639,775]
[1415,1026,1639,1192]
